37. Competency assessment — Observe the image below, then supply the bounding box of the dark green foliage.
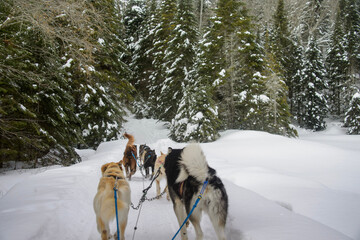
[170,82,221,142]
[0,0,81,167]
[326,8,348,117]
[0,0,133,168]
[159,0,199,121]
[344,92,360,134]
[263,36,298,137]
[299,37,328,131]
[271,0,303,119]
[131,0,159,105]
[147,0,177,119]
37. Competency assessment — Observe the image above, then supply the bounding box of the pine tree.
[123,0,146,90]
[147,0,177,119]
[299,37,328,131]
[131,0,159,118]
[271,0,303,119]
[344,92,360,135]
[72,0,133,149]
[0,0,81,167]
[235,27,269,131]
[158,0,199,122]
[169,72,220,142]
[124,0,146,45]
[263,34,298,137]
[344,0,360,84]
[326,6,348,117]
[199,0,258,129]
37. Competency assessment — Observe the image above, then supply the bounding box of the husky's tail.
[124,133,135,146]
[177,143,208,183]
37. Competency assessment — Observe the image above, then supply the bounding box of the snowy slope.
[0,115,359,240]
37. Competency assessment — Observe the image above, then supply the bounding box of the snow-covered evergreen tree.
[158,0,199,121]
[326,6,348,117]
[344,92,360,135]
[74,0,133,149]
[263,36,298,137]
[0,0,81,167]
[169,72,220,142]
[299,37,328,131]
[147,0,177,119]
[130,0,159,118]
[271,0,303,119]
[198,0,266,130]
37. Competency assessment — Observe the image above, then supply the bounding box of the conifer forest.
[1,0,359,168]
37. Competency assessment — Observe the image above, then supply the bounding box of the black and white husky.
[164,143,228,240]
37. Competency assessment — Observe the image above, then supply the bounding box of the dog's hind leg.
[114,220,127,240]
[208,211,226,240]
[156,179,161,196]
[96,217,110,240]
[150,165,154,180]
[189,207,203,240]
[173,197,189,240]
[165,185,170,201]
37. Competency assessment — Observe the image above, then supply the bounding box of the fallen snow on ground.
[1,115,359,240]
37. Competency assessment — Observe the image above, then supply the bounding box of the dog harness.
[178,181,185,198]
[105,174,124,180]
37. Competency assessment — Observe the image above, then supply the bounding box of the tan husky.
[93,162,131,240]
[154,152,170,200]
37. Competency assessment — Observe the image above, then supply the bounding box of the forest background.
[1,0,359,168]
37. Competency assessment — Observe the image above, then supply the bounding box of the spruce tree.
[271,0,303,119]
[263,35,297,137]
[199,0,259,129]
[0,0,81,167]
[158,0,199,121]
[326,7,348,117]
[299,37,328,131]
[72,0,133,149]
[123,0,146,90]
[169,72,220,142]
[344,92,360,135]
[131,0,159,118]
[146,0,177,119]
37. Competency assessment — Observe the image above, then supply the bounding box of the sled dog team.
[93,133,228,240]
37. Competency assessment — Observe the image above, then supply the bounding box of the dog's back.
[94,162,131,240]
[122,133,137,180]
[94,178,129,222]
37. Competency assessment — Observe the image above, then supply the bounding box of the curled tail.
[177,143,208,183]
[124,133,135,146]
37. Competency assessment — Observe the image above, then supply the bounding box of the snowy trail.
[0,115,359,240]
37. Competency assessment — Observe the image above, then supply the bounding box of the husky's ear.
[168,147,173,154]
[118,161,124,171]
[101,163,110,174]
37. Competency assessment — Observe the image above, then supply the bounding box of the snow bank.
[0,117,359,240]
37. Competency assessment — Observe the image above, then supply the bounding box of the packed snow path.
[0,116,360,240]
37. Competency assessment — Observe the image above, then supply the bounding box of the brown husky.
[121,133,137,180]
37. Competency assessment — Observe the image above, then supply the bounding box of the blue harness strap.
[171,180,208,240]
[132,152,141,167]
[114,184,120,240]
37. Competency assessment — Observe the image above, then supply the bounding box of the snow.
[219,69,226,77]
[61,59,73,69]
[1,116,360,240]
[352,92,360,100]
